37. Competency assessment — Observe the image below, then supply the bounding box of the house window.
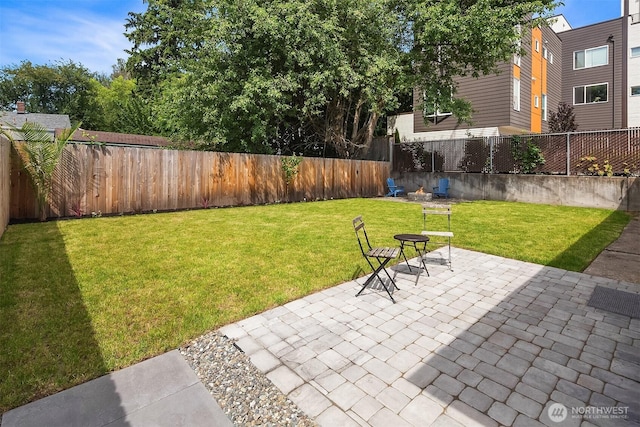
[631,46,640,58]
[632,86,640,96]
[513,78,521,111]
[534,95,539,108]
[543,46,548,59]
[574,46,608,69]
[549,52,554,64]
[424,105,453,118]
[542,94,548,120]
[514,54,521,66]
[423,88,453,119]
[574,83,608,104]
[535,39,540,52]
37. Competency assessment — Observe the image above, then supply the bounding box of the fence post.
[489,137,494,173]
[566,133,571,176]
[431,142,435,172]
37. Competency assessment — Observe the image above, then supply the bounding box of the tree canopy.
[0,61,153,135]
[125,0,556,156]
[124,0,210,96]
[1,0,557,157]
[0,60,102,129]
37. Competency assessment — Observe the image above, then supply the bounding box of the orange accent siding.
[513,64,521,79]
[531,28,543,133]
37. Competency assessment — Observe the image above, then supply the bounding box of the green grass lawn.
[0,198,631,412]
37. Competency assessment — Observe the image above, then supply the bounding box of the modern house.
[392,0,640,142]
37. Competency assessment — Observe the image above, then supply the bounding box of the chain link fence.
[393,128,640,176]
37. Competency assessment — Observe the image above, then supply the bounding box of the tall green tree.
[126,0,556,156]
[124,0,210,96]
[153,0,406,155]
[0,60,102,129]
[90,76,152,134]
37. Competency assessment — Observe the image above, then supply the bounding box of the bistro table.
[393,233,430,280]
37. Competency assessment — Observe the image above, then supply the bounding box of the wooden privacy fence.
[9,143,390,220]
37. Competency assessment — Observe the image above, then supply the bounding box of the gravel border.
[180,331,317,427]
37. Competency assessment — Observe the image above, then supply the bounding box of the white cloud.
[0,1,144,74]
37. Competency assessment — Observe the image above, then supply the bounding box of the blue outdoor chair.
[386,178,405,197]
[432,178,450,198]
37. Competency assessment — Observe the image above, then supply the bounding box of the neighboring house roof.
[60,128,172,148]
[0,111,71,130]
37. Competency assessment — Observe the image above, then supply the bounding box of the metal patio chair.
[353,216,400,303]
[421,205,454,269]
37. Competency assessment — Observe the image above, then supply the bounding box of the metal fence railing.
[393,128,640,176]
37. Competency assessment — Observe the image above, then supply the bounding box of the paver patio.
[221,247,640,427]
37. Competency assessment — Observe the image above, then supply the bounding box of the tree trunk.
[37,195,48,221]
[325,95,382,158]
[325,97,349,158]
[351,97,365,142]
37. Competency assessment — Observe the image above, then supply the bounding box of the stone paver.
[327,382,366,411]
[289,384,333,418]
[265,365,304,394]
[376,386,411,413]
[228,247,640,427]
[249,348,281,373]
[488,401,518,426]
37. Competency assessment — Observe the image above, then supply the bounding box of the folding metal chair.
[421,205,454,269]
[352,216,400,303]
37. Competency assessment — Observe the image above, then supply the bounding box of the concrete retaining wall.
[395,172,640,211]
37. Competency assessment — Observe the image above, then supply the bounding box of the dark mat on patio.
[587,286,640,318]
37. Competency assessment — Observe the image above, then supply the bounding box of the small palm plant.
[1,122,80,221]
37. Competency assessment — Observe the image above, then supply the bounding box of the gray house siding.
[510,43,532,131]
[559,18,624,130]
[409,18,626,137]
[413,63,513,133]
[413,26,564,135]
[542,27,563,133]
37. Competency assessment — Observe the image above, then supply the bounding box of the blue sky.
[0,0,146,75]
[0,0,623,76]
